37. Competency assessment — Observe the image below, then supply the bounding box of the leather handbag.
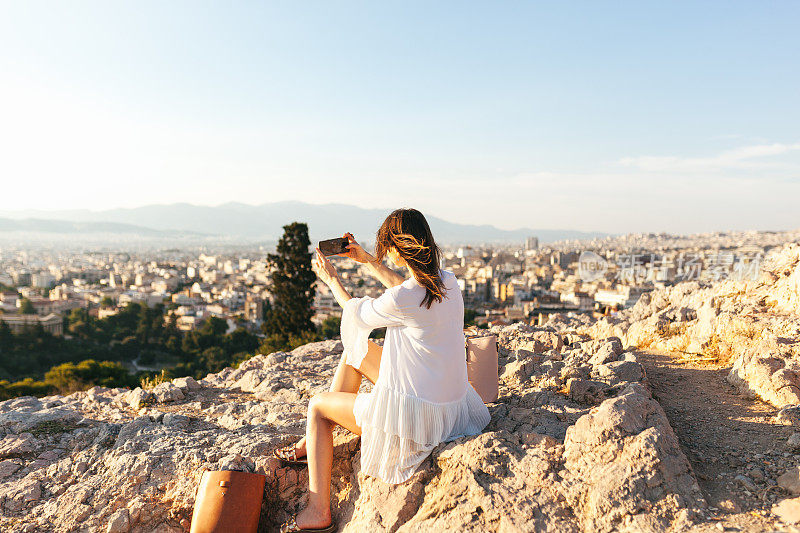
[189,470,266,533]
[464,326,499,403]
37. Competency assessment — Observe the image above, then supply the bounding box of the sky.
[0,1,798,234]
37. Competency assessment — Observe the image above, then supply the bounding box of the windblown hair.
[374,208,447,309]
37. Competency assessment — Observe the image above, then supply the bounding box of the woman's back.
[378,268,468,404]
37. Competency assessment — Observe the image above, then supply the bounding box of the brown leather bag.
[464,326,499,403]
[189,470,266,533]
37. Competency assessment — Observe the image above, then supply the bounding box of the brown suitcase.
[189,470,266,533]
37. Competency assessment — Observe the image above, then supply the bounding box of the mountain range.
[0,217,204,237]
[0,202,609,245]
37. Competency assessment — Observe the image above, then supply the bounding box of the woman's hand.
[341,232,374,264]
[312,248,339,286]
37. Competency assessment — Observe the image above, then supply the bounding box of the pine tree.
[263,222,316,338]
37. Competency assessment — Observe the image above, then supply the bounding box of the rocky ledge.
[565,242,800,409]
[0,319,710,532]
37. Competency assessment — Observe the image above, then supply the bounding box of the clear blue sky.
[0,1,798,234]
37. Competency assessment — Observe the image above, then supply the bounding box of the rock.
[0,333,705,533]
[218,414,247,430]
[717,498,741,513]
[1,477,41,511]
[593,361,645,385]
[778,467,800,495]
[151,382,185,403]
[788,433,800,451]
[172,376,201,391]
[530,330,563,351]
[778,405,800,427]
[0,406,82,434]
[749,468,765,482]
[0,459,20,478]
[566,379,607,405]
[774,496,800,524]
[107,508,130,532]
[0,432,39,456]
[501,358,535,383]
[75,503,92,521]
[588,339,623,366]
[124,388,153,410]
[162,413,190,430]
[563,384,704,531]
[735,474,756,491]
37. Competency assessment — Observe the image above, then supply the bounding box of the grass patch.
[29,419,81,437]
[140,370,169,390]
[659,322,688,340]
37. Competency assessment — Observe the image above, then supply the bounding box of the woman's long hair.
[374,208,447,309]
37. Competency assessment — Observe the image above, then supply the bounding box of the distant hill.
[0,202,610,245]
[0,217,206,236]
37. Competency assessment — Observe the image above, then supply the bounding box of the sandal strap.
[280,513,300,533]
[276,443,304,462]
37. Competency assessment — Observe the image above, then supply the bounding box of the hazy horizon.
[1,2,798,235]
[1,200,798,238]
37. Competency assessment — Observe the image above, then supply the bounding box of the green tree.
[0,321,12,350]
[19,298,35,315]
[263,222,316,338]
[224,328,260,355]
[100,296,115,308]
[464,308,477,327]
[181,331,200,354]
[319,316,341,339]
[198,346,228,374]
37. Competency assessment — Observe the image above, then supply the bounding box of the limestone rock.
[107,508,130,533]
[0,334,704,533]
[777,405,800,427]
[774,496,800,524]
[593,360,645,385]
[151,382,185,403]
[778,467,800,495]
[564,243,800,410]
[566,379,607,405]
[563,384,704,532]
[162,413,190,430]
[172,376,201,391]
[0,459,20,478]
[124,388,153,410]
[588,339,623,366]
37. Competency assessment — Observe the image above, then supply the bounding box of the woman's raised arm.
[364,257,405,289]
[342,232,405,289]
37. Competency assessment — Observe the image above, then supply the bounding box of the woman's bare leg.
[292,341,382,457]
[295,391,360,529]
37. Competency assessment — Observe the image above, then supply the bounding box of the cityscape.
[2,226,798,395]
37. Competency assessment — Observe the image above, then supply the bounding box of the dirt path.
[639,349,799,532]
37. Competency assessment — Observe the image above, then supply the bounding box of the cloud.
[618,142,800,173]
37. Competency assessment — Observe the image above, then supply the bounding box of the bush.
[44,359,137,394]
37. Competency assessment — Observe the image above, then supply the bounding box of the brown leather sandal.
[279,512,336,533]
[273,442,308,466]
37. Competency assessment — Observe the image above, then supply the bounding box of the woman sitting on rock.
[275,207,491,533]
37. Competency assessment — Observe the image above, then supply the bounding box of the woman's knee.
[307,392,332,418]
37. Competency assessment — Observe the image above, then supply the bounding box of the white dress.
[340,268,491,484]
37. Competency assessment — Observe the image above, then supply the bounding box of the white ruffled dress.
[340,268,491,484]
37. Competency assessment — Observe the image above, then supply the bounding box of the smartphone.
[319,237,349,256]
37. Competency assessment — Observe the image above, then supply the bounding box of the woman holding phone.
[275,208,490,533]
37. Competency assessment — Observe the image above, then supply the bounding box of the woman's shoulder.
[392,269,458,301]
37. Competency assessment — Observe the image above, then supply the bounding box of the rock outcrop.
[0,320,707,532]
[564,243,800,409]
